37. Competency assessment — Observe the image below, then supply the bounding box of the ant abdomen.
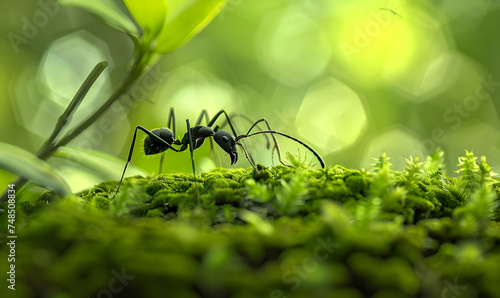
[144,128,175,155]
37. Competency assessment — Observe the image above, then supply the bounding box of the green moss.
[3,150,500,297]
[213,188,242,205]
[145,179,168,196]
[165,193,191,208]
[90,195,109,209]
[344,172,368,194]
[146,208,163,217]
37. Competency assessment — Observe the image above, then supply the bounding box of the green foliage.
[400,157,424,189]
[456,150,481,186]
[59,0,139,35]
[239,209,273,235]
[64,0,228,54]
[285,151,311,169]
[153,0,229,53]
[454,184,499,231]
[53,147,148,180]
[371,152,392,172]
[423,148,446,176]
[3,151,500,297]
[245,179,273,203]
[122,0,167,41]
[369,161,394,200]
[274,170,309,216]
[0,142,70,195]
[0,62,108,200]
[479,155,498,184]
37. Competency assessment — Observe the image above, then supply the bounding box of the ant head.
[144,128,175,155]
[214,130,238,165]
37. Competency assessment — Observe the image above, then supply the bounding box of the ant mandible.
[114,108,325,195]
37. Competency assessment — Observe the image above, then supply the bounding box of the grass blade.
[42,61,108,148]
[0,142,70,195]
[53,147,148,179]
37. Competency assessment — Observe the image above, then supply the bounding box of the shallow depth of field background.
[1,0,500,194]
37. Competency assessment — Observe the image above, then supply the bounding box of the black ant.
[114,108,325,195]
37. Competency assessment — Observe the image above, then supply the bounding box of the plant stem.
[42,62,109,150]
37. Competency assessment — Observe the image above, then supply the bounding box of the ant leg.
[235,130,325,169]
[207,110,238,136]
[195,109,210,126]
[207,110,256,165]
[237,143,257,172]
[156,108,177,173]
[159,153,165,173]
[186,119,200,201]
[219,113,271,149]
[246,118,288,167]
[167,107,176,137]
[195,109,220,167]
[114,125,180,197]
[186,119,196,177]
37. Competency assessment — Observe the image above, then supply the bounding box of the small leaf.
[245,179,272,203]
[0,142,70,195]
[401,156,424,189]
[479,156,497,184]
[321,200,351,233]
[239,210,273,235]
[424,148,446,175]
[59,0,139,36]
[371,152,392,172]
[155,0,228,53]
[122,0,167,41]
[455,184,499,223]
[274,170,309,215]
[53,147,148,179]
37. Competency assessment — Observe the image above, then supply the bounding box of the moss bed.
[1,150,500,298]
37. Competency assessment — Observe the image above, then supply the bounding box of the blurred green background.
[1,0,500,195]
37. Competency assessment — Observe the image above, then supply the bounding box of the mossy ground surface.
[1,151,500,298]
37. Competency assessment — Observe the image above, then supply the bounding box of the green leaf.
[155,0,228,53]
[245,179,272,203]
[0,142,70,195]
[424,148,445,175]
[401,157,424,189]
[53,147,148,179]
[239,210,273,235]
[274,170,309,216]
[59,0,139,36]
[479,156,497,184]
[122,0,167,41]
[371,152,392,172]
[321,200,351,233]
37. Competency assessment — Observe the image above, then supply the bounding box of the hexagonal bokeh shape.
[256,6,331,87]
[295,77,367,155]
[9,30,114,138]
[438,0,492,34]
